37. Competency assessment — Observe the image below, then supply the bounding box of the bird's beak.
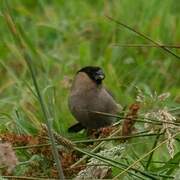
[95,69,105,80]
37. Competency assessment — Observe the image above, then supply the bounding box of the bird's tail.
[68,122,84,132]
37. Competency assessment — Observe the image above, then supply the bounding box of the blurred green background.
[0,0,179,135]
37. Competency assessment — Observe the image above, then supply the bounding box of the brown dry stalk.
[122,103,140,138]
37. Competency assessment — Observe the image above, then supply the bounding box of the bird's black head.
[78,66,105,84]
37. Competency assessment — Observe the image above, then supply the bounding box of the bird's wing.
[104,87,122,112]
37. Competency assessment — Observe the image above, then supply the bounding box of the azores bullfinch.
[68,66,121,132]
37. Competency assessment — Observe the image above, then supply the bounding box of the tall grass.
[2,1,64,178]
[0,0,179,179]
[0,0,179,134]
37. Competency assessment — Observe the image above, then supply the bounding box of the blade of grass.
[74,132,164,143]
[75,147,156,180]
[2,1,64,179]
[44,126,150,179]
[106,16,180,60]
[113,131,180,179]
[70,127,122,168]
[111,43,180,48]
[145,129,162,170]
[75,144,174,179]
[87,110,180,126]
[52,128,158,179]
[1,176,52,180]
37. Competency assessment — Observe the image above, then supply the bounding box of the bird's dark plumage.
[68,122,84,132]
[78,66,105,85]
[68,66,121,132]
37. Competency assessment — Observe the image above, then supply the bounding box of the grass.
[0,0,180,179]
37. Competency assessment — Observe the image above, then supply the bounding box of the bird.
[68,66,121,132]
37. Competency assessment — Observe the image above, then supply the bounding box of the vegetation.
[0,0,179,179]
